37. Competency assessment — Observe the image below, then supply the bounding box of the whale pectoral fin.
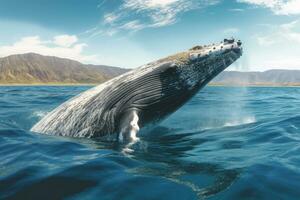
[119,110,140,142]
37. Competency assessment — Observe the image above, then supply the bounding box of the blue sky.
[0,0,300,71]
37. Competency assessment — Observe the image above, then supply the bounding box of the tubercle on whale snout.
[189,39,242,63]
[31,38,243,140]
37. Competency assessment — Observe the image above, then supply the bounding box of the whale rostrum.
[31,38,243,141]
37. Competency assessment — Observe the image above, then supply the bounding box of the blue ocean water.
[1,86,300,200]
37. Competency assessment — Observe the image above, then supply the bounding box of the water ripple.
[1,86,300,199]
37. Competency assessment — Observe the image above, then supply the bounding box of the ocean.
[1,86,300,200]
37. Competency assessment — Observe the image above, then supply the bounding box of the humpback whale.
[31,38,243,141]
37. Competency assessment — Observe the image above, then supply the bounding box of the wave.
[1,86,300,199]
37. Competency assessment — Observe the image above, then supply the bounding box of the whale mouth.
[230,47,243,59]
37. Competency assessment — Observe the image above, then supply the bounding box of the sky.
[0,0,300,71]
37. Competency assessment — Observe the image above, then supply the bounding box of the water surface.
[1,86,300,199]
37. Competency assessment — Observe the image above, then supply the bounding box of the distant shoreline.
[208,83,300,87]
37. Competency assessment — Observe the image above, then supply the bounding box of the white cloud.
[53,34,78,47]
[122,0,220,28]
[251,20,300,70]
[103,13,119,24]
[229,8,245,12]
[257,36,276,45]
[261,58,300,69]
[124,0,180,9]
[278,0,300,15]
[238,0,300,15]
[0,35,98,63]
[120,20,145,31]
[280,20,300,43]
[257,20,300,46]
[88,0,220,35]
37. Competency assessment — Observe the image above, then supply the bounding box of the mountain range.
[0,53,128,84]
[0,53,299,86]
[211,70,300,86]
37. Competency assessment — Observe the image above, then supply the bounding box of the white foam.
[32,111,48,119]
[224,116,256,127]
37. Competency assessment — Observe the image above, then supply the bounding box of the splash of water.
[224,116,256,127]
[32,111,48,119]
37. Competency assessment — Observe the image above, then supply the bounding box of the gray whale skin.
[31,38,243,141]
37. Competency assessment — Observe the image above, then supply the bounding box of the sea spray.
[222,54,256,128]
[225,87,256,126]
[32,111,48,119]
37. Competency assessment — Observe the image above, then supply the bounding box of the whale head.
[137,38,243,125]
[168,38,243,91]
[156,38,242,94]
[189,38,243,68]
